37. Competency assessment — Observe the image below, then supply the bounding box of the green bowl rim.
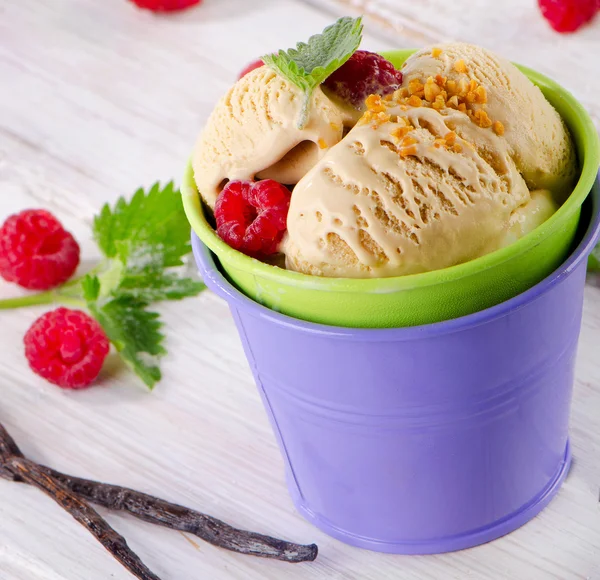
[182,49,600,293]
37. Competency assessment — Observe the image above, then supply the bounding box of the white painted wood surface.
[1,1,599,578]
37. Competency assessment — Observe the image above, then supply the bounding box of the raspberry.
[0,209,80,290]
[538,0,598,32]
[129,0,201,12]
[238,59,264,80]
[323,50,403,110]
[214,180,291,258]
[24,308,110,389]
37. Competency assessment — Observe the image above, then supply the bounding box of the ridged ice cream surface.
[400,43,577,200]
[283,43,574,278]
[193,42,574,279]
[193,66,355,209]
[284,104,536,278]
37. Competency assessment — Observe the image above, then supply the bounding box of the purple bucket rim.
[193,174,600,339]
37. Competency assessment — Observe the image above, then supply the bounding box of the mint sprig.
[94,182,191,269]
[92,182,205,305]
[87,182,205,388]
[83,276,165,388]
[262,16,363,129]
[0,182,206,390]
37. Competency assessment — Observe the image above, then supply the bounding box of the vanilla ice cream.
[283,43,576,278]
[193,66,355,209]
[401,43,577,200]
[501,189,558,247]
[284,102,531,278]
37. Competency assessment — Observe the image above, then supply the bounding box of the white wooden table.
[1,1,600,578]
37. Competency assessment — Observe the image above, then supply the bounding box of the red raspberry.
[214,180,291,258]
[129,0,201,12]
[538,0,597,32]
[24,308,110,389]
[0,209,80,290]
[323,50,403,110]
[238,59,264,80]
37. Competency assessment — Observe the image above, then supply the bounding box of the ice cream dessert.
[193,66,356,209]
[192,18,577,279]
[401,43,577,199]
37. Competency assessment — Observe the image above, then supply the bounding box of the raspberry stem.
[0,290,86,310]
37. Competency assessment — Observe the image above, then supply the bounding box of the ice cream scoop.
[284,102,532,278]
[502,189,558,248]
[184,48,597,327]
[192,66,355,209]
[400,43,577,201]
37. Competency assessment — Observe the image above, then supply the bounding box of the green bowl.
[182,49,600,328]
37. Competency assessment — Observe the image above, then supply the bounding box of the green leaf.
[92,182,206,305]
[262,16,363,128]
[97,243,205,302]
[589,243,600,272]
[84,181,207,389]
[81,274,100,302]
[116,271,205,302]
[93,182,191,269]
[87,293,165,389]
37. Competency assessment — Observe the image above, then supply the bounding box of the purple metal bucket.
[192,176,600,554]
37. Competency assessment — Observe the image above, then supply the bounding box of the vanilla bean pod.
[0,422,318,564]
[0,425,159,580]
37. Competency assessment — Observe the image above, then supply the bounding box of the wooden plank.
[1,0,600,578]
[301,0,600,133]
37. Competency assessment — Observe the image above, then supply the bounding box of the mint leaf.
[94,182,190,269]
[85,182,206,389]
[85,286,165,389]
[93,183,205,304]
[116,271,205,302]
[111,239,205,302]
[262,16,363,128]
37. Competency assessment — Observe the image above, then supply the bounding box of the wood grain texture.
[1,0,600,578]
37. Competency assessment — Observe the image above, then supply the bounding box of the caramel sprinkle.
[318,138,327,149]
[424,77,442,102]
[407,95,423,107]
[432,131,459,151]
[391,125,413,141]
[474,86,487,104]
[359,109,391,128]
[447,95,459,108]
[457,79,469,96]
[397,134,419,157]
[400,144,418,157]
[493,120,505,135]
[365,63,502,136]
[394,87,409,100]
[473,109,493,128]
[365,94,386,113]
[454,59,468,74]
[408,79,425,95]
